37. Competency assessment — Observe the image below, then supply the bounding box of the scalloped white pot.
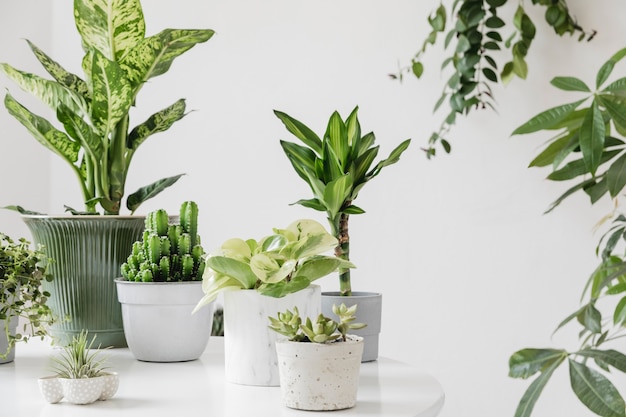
[275,336,364,411]
[38,372,119,405]
[115,279,214,362]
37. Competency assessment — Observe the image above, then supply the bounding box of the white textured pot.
[0,316,18,364]
[322,291,381,362]
[276,336,364,411]
[223,285,320,386]
[38,372,119,404]
[115,279,214,362]
[59,377,105,405]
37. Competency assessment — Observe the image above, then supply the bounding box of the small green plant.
[0,233,55,359]
[193,219,355,313]
[268,304,365,343]
[51,330,108,379]
[120,201,205,282]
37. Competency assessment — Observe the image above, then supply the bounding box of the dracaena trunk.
[334,211,351,296]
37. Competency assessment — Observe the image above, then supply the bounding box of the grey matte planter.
[321,292,381,362]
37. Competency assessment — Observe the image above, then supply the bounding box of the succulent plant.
[120,201,205,282]
[268,303,365,343]
[51,330,108,379]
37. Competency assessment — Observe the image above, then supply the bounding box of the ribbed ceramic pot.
[321,291,382,362]
[223,285,320,386]
[0,316,18,364]
[23,215,146,348]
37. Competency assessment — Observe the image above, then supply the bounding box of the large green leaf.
[280,141,317,173]
[512,99,587,135]
[250,254,295,284]
[274,110,323,155]
[579,100,606,176]
[603,77,626,97]
[368,139,412,178]
[56,103,102,161]
[325,111,349,168]
[575,349,626,373]
[206,256,257,289]
[324,175,353,219]
[322,141,345,183]
[528,132,575,168]
[596,47,626,89]
[513,358,564,417]
[126,173,185,213]
[127,99,186,149]
[509,348,567,379]
[607,152,626,198]
[569,359,626,417]
[577,303,602,334]
[599,95,626,132]
[551,76,590,92]
[90,50,133,134]
[74,0,145,60]
[547,150,620,181]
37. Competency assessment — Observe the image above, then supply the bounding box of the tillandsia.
[193,219,355,313]
[268,304,366,343]
[0,233,55,359]
[51,330,109,379]
[276,107,410,296]
[0,0,215,214]
[120,201,205,282]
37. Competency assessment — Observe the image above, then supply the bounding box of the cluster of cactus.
[268,304,366,343]
[120,202,205,282]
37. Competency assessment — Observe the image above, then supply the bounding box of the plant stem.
[334,211,351,296]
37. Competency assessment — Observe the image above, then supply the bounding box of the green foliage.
[268,303,366,343]
[395,0,595,157]
[193,219,354,313]
[120,201,205,282]
[276,107,410,295]
[50,330,108,379]
[0,0,214,214]
[0,233,55,359]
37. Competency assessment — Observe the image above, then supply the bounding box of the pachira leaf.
[324,175,353,220]
[545,177,598,213]
[550,76,590,92]
[596,47,626,89]
[528,132,575,168]
[325,111,349,168]
[74,0,145,61]
[509,348,567,379]
[367,138,412,179]
[599,95,626,132]
[607,152,626,198]
[0,63,88,118]
[569,359,626,417]
[126,173,185,213]
[250,254,296,284]
[547,150,620,181]
[576,349,626,373]
[513,357,564,417]
[4,94,80,165]
[127,99,187,149]
[274,110,323,155]
[90,50,133,134]
[206,256,258,289]
[613,296,626,326]
[579,100,606,176]
[603,77,626,97]
[512,99,587,135]
[290,198,326,212]
[577,303,602,334]
[26,40,90,99]
[120,29,215,88]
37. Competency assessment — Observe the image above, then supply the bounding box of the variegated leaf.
[74,0,145,60]
[127,99,186,150]
[56,103,102,160]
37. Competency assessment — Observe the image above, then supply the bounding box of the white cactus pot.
[115,279,214,362]
[223,285,320,386]
[275,336,364,411]
[38,372,119,405]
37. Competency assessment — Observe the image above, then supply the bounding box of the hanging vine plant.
[392,0,596,157]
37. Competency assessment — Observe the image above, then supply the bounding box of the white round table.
[1,337,445,417]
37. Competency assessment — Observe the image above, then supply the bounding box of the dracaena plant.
[193,219,354,313]
[268,303,365,343]
[0,0,214,214]
[275,107,411,296]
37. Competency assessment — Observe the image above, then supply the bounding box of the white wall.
[2,1,626,416]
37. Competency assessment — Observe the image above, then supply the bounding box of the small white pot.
[38,372,119,404]
[115,279,214,362]
[275,336,364,411]
[223,285,320,386]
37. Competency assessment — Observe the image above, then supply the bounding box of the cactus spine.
[120,201,205,282]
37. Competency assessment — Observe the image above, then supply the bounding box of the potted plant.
[0,233,54,364]
[193,218,354,386]
[275,107,411,361]
[0,0,215,347]
[38,330,119,405]
[269,303,366,411]
[115,201,214,362]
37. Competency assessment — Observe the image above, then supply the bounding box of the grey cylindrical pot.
[23,215,146,348]
[321,291,382,362]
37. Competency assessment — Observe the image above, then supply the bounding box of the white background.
[2,1,626,416]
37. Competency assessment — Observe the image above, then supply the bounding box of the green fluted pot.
[23,215,145,347]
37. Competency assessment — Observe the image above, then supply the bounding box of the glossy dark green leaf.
[569,359,626,417]
[575,349,626,373]
[577,303,602,334]
[513,358,563,417]
[550,76,590,92]
[599,95,626,132]
[509,348,567,379]
[603,77,626,95]
[548,150,619,181]
[484,55,497,69]
[343,205,365,215]
[528,133,573,168]
[512,99,586,135]
[126,173,185,213]
[485,31,502,42]
[585,177,609,204]
[450,93,465,113]
[613,296,626,325]
[482,68,498,82]
[596,47,626,88]
[579,100,606,176]
[485,16,505,28]
[607,153,626,197]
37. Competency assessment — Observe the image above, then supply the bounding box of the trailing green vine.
[392,0,595,157]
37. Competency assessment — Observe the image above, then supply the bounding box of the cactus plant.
[120,201,205,282]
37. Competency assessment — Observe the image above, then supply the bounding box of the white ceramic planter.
[275,336,364,411]
[223,285,320,386]
[0,316,18,364]
[38,372,119,405]
[115,279,214,362]
[322,291,382,362]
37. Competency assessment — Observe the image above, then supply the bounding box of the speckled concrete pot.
[275,336,364,411]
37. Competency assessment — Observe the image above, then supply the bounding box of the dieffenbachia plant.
[0,0,214,214]
[193,219,354,313]
[508,48,626,417]
[275,107,411,296]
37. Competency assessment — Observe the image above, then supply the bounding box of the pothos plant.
[508,48,626,417]
[393,0,595,157]
[0,0,214,214]
[0,233,54,359]
[276,107,411,296]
